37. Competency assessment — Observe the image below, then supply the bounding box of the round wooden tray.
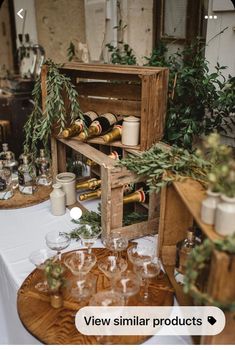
[0,185,51,209]
[17,248,174,345]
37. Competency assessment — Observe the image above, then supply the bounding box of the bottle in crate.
[86,150,121,167]
[0,143,15,162]
[76,178,101,191]
[88,113,118,138]
[101,120,123,143]
[61,111,98,138]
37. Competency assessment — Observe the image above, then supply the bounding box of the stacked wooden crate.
[41,63,169,240]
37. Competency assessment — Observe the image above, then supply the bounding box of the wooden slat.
[110,166,146,188]
[111,218,158,240]
[61,62,166,75]
[57,142,67,173]
[76,82,141,100]
[87,138,140,150]
[78,96,141,116]
[140,75,151,150]
[51,136,58,180]
[57,138,116,167]
[158,185,193,263]
[101,166,112,238]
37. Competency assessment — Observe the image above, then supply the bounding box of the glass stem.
[143,278,149,300]
[57,251,62,261]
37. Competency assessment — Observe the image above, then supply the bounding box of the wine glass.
[89,290,124,306]
[112,270,141,305]
[127,244,154,267]
[134,257,161,302]
[98,255,127,289]
[45,231,71,260]
[70,273,97,303]
[79,224,101,254]
[103,232,128,259]
[29,248,56,292]
[64,250,97,278]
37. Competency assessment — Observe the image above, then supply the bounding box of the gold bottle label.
[100,113,117,124]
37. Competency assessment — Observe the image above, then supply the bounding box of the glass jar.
[0,160,13,200]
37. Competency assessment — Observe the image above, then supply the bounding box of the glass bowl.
[89,290,124,306]
[98,255,127,281]
[29,249,56,270]
[64,250,97,276]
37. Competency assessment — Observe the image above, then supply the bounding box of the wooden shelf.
[173,179,223,241]
[87,137,140,150]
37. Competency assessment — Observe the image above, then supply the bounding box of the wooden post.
[57,141,67,173]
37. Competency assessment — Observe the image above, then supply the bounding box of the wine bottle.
[101,120,123,143]
[79,188,145,203]
[88,113,118,137]
[61,111,98,138]
[76,178,101,190]
[86,150,120,167]
[174,229,196,284]
[79,189,102,201]
[123,189,146,204]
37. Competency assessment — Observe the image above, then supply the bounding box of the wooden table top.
[17,248,174,345]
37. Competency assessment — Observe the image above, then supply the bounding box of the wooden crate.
[158,178,235,345]
[57,62,169,151]
[50,137,159,240]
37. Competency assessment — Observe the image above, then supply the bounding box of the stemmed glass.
[103,232,128,260]
[134,258,161,302]
[79,224,101,254]
[112,270,140,305]
[64,250,97,279]
[98,255,127,289]
[29,248,56,292]
[70,273,97,303]
[45,231,71,260]
[127,244,155,267]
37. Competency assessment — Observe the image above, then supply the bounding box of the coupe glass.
[103,232,128,259]
[127,244,156,266]
[89,290,124,306]
[98,255,127,289]
[79,224,101,253]
[70,273,97,303]
[29,248,56,292]
[64,250,97,278]
[113,270,140,305]
[45,231,71,260]
[134,257,161,302]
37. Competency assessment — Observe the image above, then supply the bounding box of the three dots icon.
[205,15,218,19]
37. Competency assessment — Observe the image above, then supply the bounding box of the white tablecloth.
[0,199,192,345]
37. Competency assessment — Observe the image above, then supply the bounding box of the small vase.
[200,190,221,225]
[215,195,235,236]
[50,292,63,309]
[50,183,66,216]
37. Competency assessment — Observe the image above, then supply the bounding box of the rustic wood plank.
[51,136,58,180]
[76,82,141,100]
[87,138,140,150]
[158,185,193,265]
[111,218,158,240]
[78,96,141,117]
[101,166,112,238]
[57,142,67,173]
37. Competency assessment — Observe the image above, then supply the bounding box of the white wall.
[13,0,38,47]
[205,0,235,78]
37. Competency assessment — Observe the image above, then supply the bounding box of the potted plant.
[44,258,65,308]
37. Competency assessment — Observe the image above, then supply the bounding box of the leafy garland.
[184,234,235,312]
[118,144,210,192]
[23,59,83,159]
[63,203,148,240]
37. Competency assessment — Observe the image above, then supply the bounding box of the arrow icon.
[17,8,24,19]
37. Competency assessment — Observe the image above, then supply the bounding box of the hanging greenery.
[118,144,210,192]
[184,234,235,311]
[23,59,83,159]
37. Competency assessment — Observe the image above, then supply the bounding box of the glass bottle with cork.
[18,155,37,195]
[61,111,98,139]
[174,228,197,284]
[36,149,52,186]
[0,160,13,200]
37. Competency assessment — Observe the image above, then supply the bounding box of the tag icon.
[207,316,217,325]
